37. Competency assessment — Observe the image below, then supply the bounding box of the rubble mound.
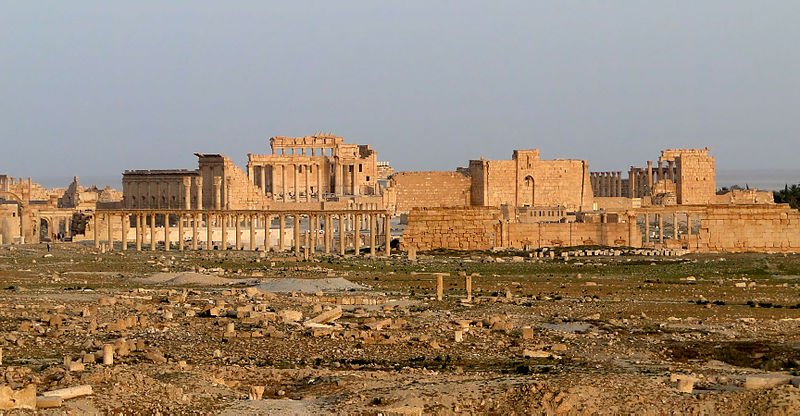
[256,277,366,293]
[134,272,253,286]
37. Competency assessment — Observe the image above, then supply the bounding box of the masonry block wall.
[389,172,471,214]
[468,150,593,211]
[698,204,800,252]
[506,222,635,249]
[676,151,716,205]
[402,207,638,251]
[402,207,501,250]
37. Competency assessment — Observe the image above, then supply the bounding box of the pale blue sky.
[2,1,799,188]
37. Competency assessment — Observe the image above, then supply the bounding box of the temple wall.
[698,204,800,252]
[389,172,471,215]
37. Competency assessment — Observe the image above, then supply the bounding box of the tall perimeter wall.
[402,207,638,251]
[699,205,800,252]
[387,172,471,215]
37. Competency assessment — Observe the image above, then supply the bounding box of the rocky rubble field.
[0,244,799,415]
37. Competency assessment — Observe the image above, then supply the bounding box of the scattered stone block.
[745,374,793,389]
[304,306,342,326]
[521,326,534,340]
[249,385,265,401]
[0,385,36,410]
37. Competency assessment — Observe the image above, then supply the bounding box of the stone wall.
[674,150,716,205]
[469,150,592,211]
[506,222,636,249]
[401,207,639,251]
[388,172,471,214]
[698,204,800,252]
[402,207,501,251]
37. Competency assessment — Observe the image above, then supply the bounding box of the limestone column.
[647,161,653,193]
[658,214,664,243]
[657,161,664,184]
[384,214,392,256]
[94,214,99,248]
[324,214,331,254]
[225,178,231,209]
[436,274,444,301]
[354,213,361,255]
[183,178,191,210]
[309,214,317,253]
[213,177,222,210]
[673,212,679,239]
[316,163,323,200]
[221,213,228,250]
[337,164,345,195]
[263,214,270,251]
[354,163,361,196]
[305,165,310,201]
[644,213,650,243]
[465,274,472,302]
[686,213,692,236]
[294,215,301,257]
[164,213,170,251]
[260,165,267,195]
[617,172,623,197]
[628,214,636,246]
[192,214,199,250]
[279,213,286,251]
[339,214,346,255]
[668,160,675,182]
[195,176,203,210]
[369,213,376,257]
[150,213,156,251]
[135,214,142,251]
[121,214,128,251]
[178,214,185,251]
[249,214,256,251]
[235,214,241,250]
[293,164,299,201]
[106,214,114,251]
[280,164,287,201]
[206,213,213,250]
[628,168,636,198]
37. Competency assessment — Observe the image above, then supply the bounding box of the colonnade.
[638,210,701,245]
[92,209,392,257]
[590,172,624,197]
[247,161,363,201]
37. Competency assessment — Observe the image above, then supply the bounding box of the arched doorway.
[524,176,535,207]
[40,218,50,242]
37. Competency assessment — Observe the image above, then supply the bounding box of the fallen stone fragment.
[278,310,303,323]
[383,405,423,416]
[745,373,793,389]
[522,349,553,359]
[304,306,342,326]
[41,385,93,400]
[249,385,265,400]
[0,385,36,410]
[35,396,63,409]
[671,374,696,393]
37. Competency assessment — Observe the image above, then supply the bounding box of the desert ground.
[1,243,799,415]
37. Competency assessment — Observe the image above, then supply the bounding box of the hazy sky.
[2,1,799,188]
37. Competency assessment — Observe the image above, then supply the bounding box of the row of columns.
[93,211,392,257]
[127,176,203,210]
[641,211,697,244]
[590,172,624,197]
[645,160,677,195]
[248,161,363,201]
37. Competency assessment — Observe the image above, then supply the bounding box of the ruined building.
[0,175,121,244]
[123,134,383,211]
